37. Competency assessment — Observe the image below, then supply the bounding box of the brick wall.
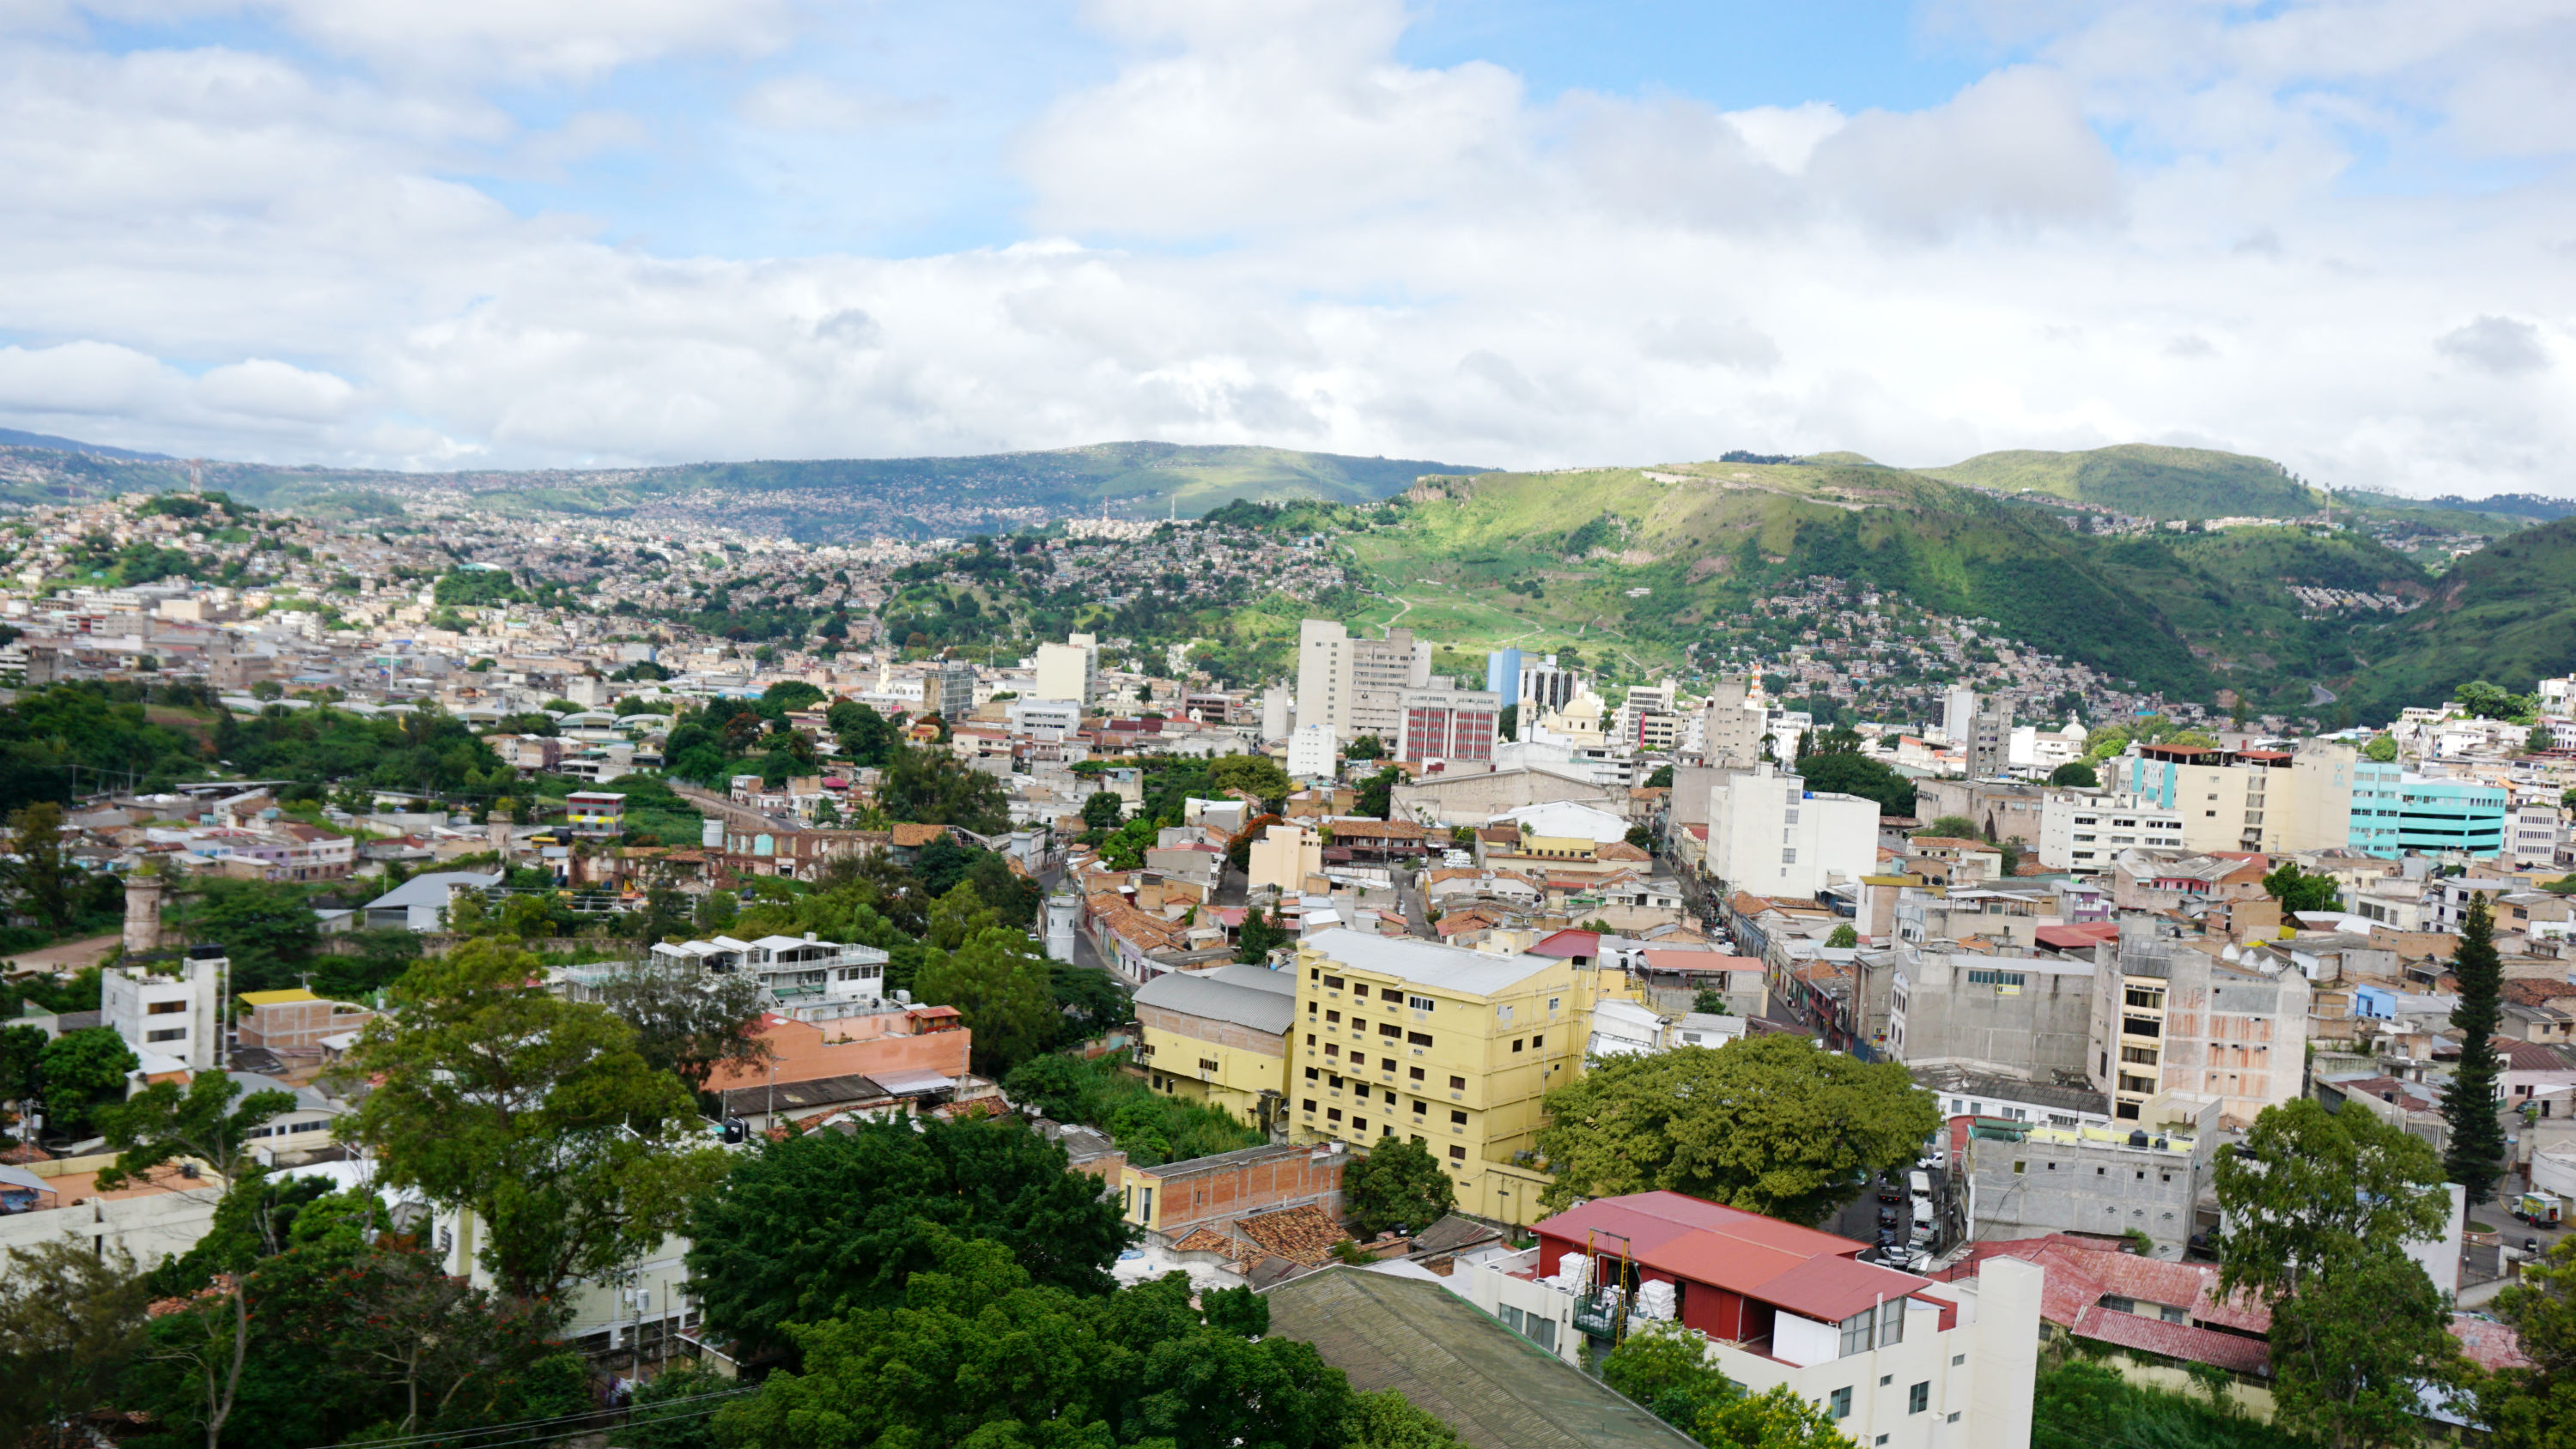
[1139,1145,1346,1239]
[238,998,378,1051]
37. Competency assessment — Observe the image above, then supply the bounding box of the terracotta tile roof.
[2505,979,2576,1006]
[2073,1303,2270,1374]
[1172,1227,1237,1254]
[890,822,949,848]
[1597,841,1651,862]
[1236,1203,1352,1267]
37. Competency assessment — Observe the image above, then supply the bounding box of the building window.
[1826,1387,1851,1421]
[1410,1066,1425,1081]
[1449,1075,1467,1089]
[1406,995,1434,1011]
[1449,1145,1467,1161]
[147,1027,186,1042]
[1323,975,1344,990]
[1353,1118,1368,1132]
[1450,1109,1467,1125]
[1532,1034,1544,1049]
[1910,1382,1929,1414]
[1512,1039,1524,1052]
[146,1000,186,1015]
[1302,1100,1316,1114]
[1304,1067,1320,1081]
[1407,1031,1432,1046]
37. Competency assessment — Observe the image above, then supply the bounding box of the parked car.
[1876,1174,1905,1203]
[1876,1206,1899,1229]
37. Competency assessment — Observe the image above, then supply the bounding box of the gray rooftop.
[1264,1267,1698,1449]
[362,870,501,912]
[1302,928,1558,996]
[1134,967,1298,1036]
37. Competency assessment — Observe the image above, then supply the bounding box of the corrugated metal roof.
[1535,1191,1929,1322]
[1133,967,1297,1035]
[1265,1268,1699,1449]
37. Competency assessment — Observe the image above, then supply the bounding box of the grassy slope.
[1338,460,2221,695]
[2342,517,2576,718]
[1918,444,2322,520]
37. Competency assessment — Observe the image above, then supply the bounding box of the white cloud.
[76,0,793,82]
[0,0,2572,500]
[2437,315,2551,375]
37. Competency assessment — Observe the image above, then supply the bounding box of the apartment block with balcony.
[1289,928,1600,1225]
[646,932,890,1022]
[2036,791,2184,871]
[2089,922,2310,1125]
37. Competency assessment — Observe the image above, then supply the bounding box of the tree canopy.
[712,1230,1459,1449]
[2213,1098,2450,1303]
[1535,1036,1939,1225]
[2262,860,2343,916]
[337,938,728,1300]
[1342,1137,1456,1239]
[685,1115,1133,1360]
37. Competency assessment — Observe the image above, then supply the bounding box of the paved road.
[1830,1165,1943,1268]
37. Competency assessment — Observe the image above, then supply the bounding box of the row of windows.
[1310,971,1438,1014]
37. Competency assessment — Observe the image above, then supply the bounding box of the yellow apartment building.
[1289,927,1620,1225]
[1131,963,1297,1131]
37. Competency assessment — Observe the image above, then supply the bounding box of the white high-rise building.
[1285,724,1339,779]
[1941,685,1978,747]
[1296,620,1430,743]
[1034,634,1098,708]
[1705,763,1879,897]
[1517,655,1583,714]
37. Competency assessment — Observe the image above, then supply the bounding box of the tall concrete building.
[933,658,975,719]
[1700,677,1765,768]
[1968,711,2012,779]
[1516,654,1583,714]
[1705,763,1880,897]
[1483,646,1523,700]
[2090,920,2311,1126]
[1296,620,1430,743]
[1034,634,1097,708]
[1942,685,1978,746]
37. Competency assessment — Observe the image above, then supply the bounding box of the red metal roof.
[1529,929,1602,958]
[2034,923,2119,950]
[1534,1191,1929,1322]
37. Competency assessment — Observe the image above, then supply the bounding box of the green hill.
[1918,444,2323,520]
[1320,453,2465,712]
[2340,517,2576,719]
[0,440,1487,539]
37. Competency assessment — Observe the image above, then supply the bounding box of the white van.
[1908,1169,1932,1198]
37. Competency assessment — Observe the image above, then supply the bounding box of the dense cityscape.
[0,463,2567,1449]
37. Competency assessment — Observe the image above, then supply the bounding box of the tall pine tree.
[2441,893,2507,1203]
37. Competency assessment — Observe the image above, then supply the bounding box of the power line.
[289,1383,757,1449]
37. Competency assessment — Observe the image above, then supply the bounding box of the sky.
[1,0,2573,496]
